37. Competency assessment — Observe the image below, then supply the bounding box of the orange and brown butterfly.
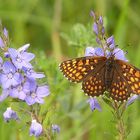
[59,47,140,102]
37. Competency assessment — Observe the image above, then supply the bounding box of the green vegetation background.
[0,0,140,140]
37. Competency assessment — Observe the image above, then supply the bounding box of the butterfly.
[59,52,140,102]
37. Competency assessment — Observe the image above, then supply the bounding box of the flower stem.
[116,117,126,140]
[112,102,127,140]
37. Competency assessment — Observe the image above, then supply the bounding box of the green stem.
[113,102,127,140]
[117,118,126,140]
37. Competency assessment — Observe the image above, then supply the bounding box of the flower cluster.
[0,26,58,138]
[86,11,138,111]
[0,28,49,105]
[3,106,61,137]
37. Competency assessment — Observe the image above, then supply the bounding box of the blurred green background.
[0,0,140,140]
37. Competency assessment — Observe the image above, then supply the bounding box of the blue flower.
[107,36,115,50]
[87,98,101,112]
[23,67,45,79]
[52,124,60,133]
[9,84,27,100]
[90,11,96,19]
[93,23,98,35]
[94,47,104,56]
[85,47,128,61]
[91,12,105,38]
[85,47,96,56]
[99,16,105,35]
[24,79,50,105]
[1,61,21,89]
[99,16,103,25]
[0,56,3,70]
[0,89,10,102]
[3,28,8,38]
[3,107,19,122]
[30,120,42,137]
[85,47,104,57]
[126,95,139,107]
[8,48,34,69]
[4,52,10,58]
[112,48,128,61]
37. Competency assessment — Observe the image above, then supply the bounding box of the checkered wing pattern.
[82,66,106,97]
[59,56,106,83]
[116,60,140,95]
[110,67,132,101]
[59,55,140,102]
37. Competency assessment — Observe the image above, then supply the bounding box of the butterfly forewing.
[116,60,140,95]
[59,56,107,83]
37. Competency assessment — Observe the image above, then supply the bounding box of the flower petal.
[4,78,13,89]
[126,95,139,107]
[85,47,95,56]
[93,23,98,35]
[3,28,8,38]
[29,73,45,79]
[22,52,35,62]
[30,120,42,137]
[94,99,102,111]
[87,98,101,112]
[0,89,10,102]
[25,96,36,105]
[24,78,37,92]
[3,61,16,73]
[8,48,18,58]
[9,88,18,98]
[18,44,30,52]
[18,91,26,100]
[113,48,128,61]
[85,47,104,57]
[94,47,104,56]
[99,16,103,25]
[36,86,50,97]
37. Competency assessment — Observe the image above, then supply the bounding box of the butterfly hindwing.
[82,65,106,97]
[59,56,107,83]
[110,66,132,101]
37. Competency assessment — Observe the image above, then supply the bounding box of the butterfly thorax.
[105,56,115,89]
